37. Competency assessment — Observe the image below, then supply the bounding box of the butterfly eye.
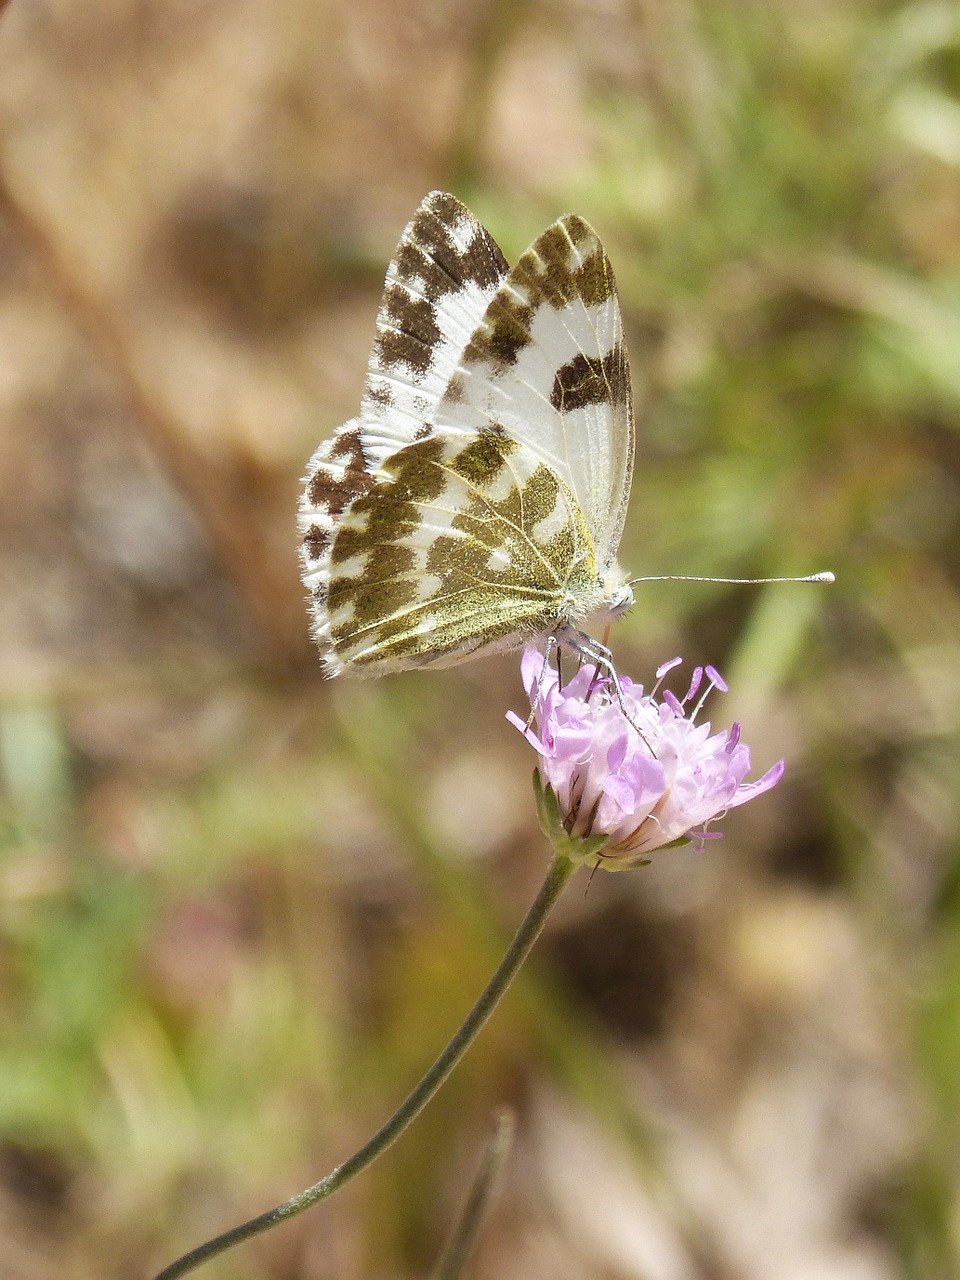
[607,583,635,616]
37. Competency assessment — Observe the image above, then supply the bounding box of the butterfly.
[298,191,635,677]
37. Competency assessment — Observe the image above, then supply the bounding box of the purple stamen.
[682,666,703,704]
[705,665,727,692]
[653,656,683,691]
[663,689,683,715]
[691,666,728,721]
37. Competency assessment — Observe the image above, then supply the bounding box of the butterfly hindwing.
[317,428,597,672]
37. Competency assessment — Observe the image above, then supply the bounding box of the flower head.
[507,647,784,869]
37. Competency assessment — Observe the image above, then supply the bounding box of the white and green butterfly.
[298,190,637,676]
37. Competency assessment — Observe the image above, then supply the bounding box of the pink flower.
[507,647,784,869]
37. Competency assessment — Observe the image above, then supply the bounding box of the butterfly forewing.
[437,213,634,571]
[359,192,509,470]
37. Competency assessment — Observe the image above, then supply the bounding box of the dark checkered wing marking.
[436,213,634,573]
[359,191,509,469]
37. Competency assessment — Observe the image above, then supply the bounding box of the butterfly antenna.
[629,571,835,586]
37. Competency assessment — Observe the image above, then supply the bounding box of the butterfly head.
[598,565,635,621]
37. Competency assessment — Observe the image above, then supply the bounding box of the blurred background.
[0,0,958,1277]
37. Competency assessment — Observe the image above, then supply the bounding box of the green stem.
[152,851,577,1280]
[432,1108,515,1280]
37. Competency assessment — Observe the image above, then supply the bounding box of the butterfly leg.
[554,624,655,754]
[525,633,560,731]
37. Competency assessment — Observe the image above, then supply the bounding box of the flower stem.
[432,1108,515,1280]
[152,851,577,1280]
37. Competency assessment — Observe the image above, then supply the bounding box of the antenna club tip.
[812,571,836,584]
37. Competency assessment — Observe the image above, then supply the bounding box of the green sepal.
[532,770,609,866]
